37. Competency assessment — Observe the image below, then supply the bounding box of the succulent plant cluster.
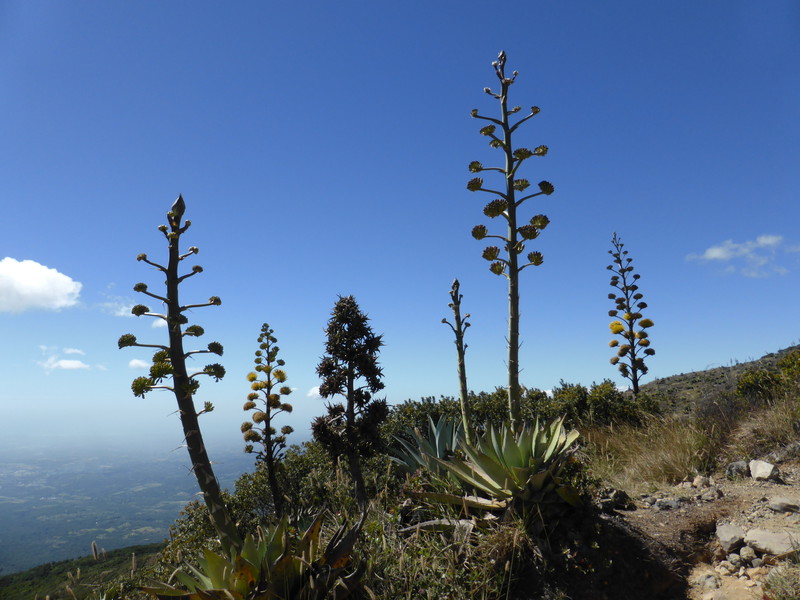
[418,418,581,533]
[467,51,554,428]
[142,512,363,600]
[607,233,655,395]
[242,323,294,517]
[389,414,462,477]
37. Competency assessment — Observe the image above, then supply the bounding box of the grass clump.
[583,415,714,491]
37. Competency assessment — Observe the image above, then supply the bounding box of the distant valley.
[0,443,254,575]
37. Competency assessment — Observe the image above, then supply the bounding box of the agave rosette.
[431,417,581,508]
[389,415,462,476]
[142,512,362,600]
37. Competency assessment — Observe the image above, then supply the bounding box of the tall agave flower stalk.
[468,51,554,429]
[607,232,655,395]
[442,279,473,445]
[118,196,242,555]
[242,323,294,518]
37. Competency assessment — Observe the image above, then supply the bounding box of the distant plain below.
[0,441,255,575]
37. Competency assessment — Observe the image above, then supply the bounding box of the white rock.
[716,523,746,553]
[767,497,800,513]
[739,545,756,563]
[745,528,800,555]
[749,460,779,481]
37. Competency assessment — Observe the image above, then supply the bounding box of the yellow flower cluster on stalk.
[606,233,655,396]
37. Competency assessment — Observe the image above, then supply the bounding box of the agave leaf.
[563,429,580,452]
[432,456,509,498]
[509,465,533,488]
[296,512,324,563]
[516,426,534,464]
[555,484,582,507]
[389,435,423,471]
[469,452,516,491]
[200,549,231,590]
[140,580,194,598]
[541,419,564,464]
[481,425,505,466]
[324,513,364,569]
[240,534,259,567]
[412,491,508,510]
[194,591,240,600]
[173,566,204,591]
[526,470,551,492]
[265,519,288,565]
[500,426,525,470]
[330,562,366,600]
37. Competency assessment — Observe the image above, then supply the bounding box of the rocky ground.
[614,454,800,600]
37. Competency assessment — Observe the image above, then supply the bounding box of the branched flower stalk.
[118,196,242,554]
[607,232,655,395]
[242,323,294,518]
[312,296,387,510]
[442,279,473,445]
[468,51,554,429]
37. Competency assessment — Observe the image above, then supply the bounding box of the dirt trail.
[618,460,800,599]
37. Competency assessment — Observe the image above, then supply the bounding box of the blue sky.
[1,1,798,455]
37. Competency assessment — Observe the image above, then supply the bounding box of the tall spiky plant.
[442,278,473,445]
[468,51,554,429]
[607,232,655,395]
[118,196,242,554]
[241,323,294,517]
[312,295,387,510]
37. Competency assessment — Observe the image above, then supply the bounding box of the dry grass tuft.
[583,415,714,493]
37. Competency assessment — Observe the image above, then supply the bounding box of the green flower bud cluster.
[467,177,483,192]
[131,304,149,317]
[513,178,530,191]
[482,246,501,261]
[483,198,507,218]
[472,225,488,240]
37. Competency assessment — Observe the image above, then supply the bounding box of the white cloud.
[98,298,134,317]
[306,386,321,398]
[128,359,150,369]
[151,318,167,328]
[687,234,789,277]
[0,258,81,313]
[38,356,90,372]
[63,348,86,355]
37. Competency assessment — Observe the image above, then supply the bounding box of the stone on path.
[744,528,800,555]
[726,461,750,479]
[749,460,779,481]
[716,523,745,553]
[767,497,800,513]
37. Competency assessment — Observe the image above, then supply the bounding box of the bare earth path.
[618,460,800,599]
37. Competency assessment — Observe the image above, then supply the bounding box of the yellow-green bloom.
[609,321,625,334]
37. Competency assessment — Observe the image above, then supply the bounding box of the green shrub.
[736,368,781,404]
[777,348,800,382]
